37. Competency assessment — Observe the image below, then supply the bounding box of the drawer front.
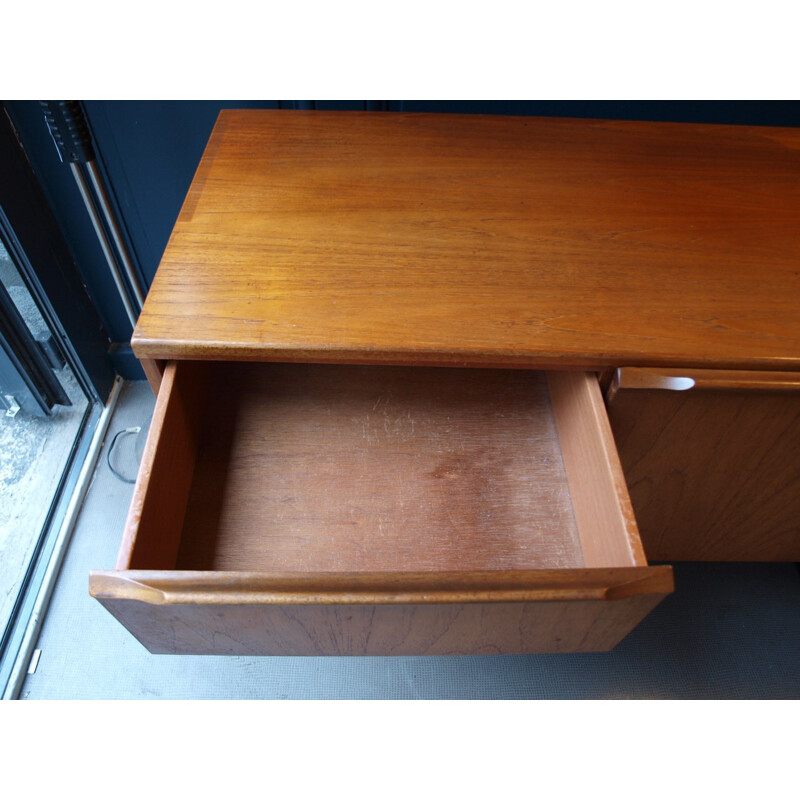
[607,368,800,561]
[90,570,671,656]
[90,361,672,655]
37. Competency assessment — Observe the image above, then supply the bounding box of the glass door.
[0,236,72,416]
[0,103,116,692]
[0,235,92,647]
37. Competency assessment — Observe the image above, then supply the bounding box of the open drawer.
[90,362,672,655]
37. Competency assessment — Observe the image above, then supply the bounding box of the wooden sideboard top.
[133,110,800,370]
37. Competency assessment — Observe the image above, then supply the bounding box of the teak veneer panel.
[133,110,800,371]
[607,368,800,561]
[90,568,673,655]
[116,361,208,571]
[175,363,584,573]
[548,371,646,568]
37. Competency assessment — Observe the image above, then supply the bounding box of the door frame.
[0,103,114,402]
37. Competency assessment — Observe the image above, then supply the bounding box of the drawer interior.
[117,362,647,574]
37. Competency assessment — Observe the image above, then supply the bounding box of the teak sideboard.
[90,111,800,656]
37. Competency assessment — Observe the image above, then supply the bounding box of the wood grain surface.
[174,363,587,572]
[98,359,675,655]
[607,369,800,560]
[610,367,800,394]
[139,358,164,395]
[548,371,647,568]
[133,110,800,371]
[116,361,209,570]
[89,567,673,655]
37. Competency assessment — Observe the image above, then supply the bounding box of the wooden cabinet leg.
[140,358,165,396]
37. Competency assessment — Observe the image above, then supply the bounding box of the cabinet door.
[606,369,800,561]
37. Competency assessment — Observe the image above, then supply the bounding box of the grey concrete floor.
[17,380,800,699]
[0,366,88,633]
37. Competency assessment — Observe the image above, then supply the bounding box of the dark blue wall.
[8,100,800,360]
[389,100,800,125]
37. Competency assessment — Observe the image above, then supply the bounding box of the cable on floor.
[106,426,141,484]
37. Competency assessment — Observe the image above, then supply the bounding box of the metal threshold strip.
[1,376,124,699]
